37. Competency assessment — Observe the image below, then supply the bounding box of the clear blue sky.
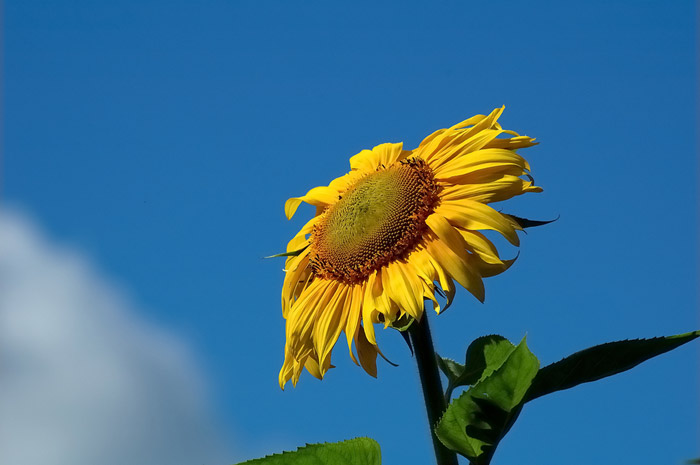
[4,1,698,464]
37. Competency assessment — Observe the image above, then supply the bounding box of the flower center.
[310,158,439,283]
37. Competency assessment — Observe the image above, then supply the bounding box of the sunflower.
[279,107,541,389]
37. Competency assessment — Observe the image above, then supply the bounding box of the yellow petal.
[281,248,312,317]
[426,214,469,258]
[349,149,380,172]
[278,348,295,390]
[462,106,504,133]
[423,225,485,302]
[407,246,438,284]
[441,176,542,204]
[373,268,399,324]
[328,169,364,193]
[435,200,520,246]
[361,271,379,345]
[286,280,337,355]
[417,246,456,312]
[384,261,423,319]
[428,129,507,171]
[349,142,406,172]
[304,354,324,380]
[473,256,517,278]
[419,108,505,164]
[313,284,351,370]
[403,248,443,313]
[374,142,406,167]
[455,229,503,265]
[433,148,530,181]
[355,324,378,378]
[486,135,537,150]
[284,186,339,220]
[344,284,363,365]
[447,111,492,131]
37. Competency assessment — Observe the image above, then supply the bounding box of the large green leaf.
[526,330,700,401]
[435,338,539,464]
[235,438,381,465]
[437,335,515,401]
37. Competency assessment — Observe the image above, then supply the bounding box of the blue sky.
[3,1,698,464]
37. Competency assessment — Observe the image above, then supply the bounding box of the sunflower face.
[310,158,439,284]
[279,107,542,389]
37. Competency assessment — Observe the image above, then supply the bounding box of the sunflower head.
[279,107,542,389]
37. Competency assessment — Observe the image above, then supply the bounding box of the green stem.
[408,314,459,465]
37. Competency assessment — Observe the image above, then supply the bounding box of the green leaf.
[264,245,309,259]
[526,330,700,402]
[436,356,464,385]
[461,335,516,385]
[235,437,381,465]
[435,337,540,464]
[437,335,515,401]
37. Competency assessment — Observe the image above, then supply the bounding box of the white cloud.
[0,208,232,465]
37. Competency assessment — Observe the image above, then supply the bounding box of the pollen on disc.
[310,158,439,283]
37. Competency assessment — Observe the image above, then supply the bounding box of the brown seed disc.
[310,158,439,283]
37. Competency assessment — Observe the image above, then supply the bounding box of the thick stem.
[408,314,459,465]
